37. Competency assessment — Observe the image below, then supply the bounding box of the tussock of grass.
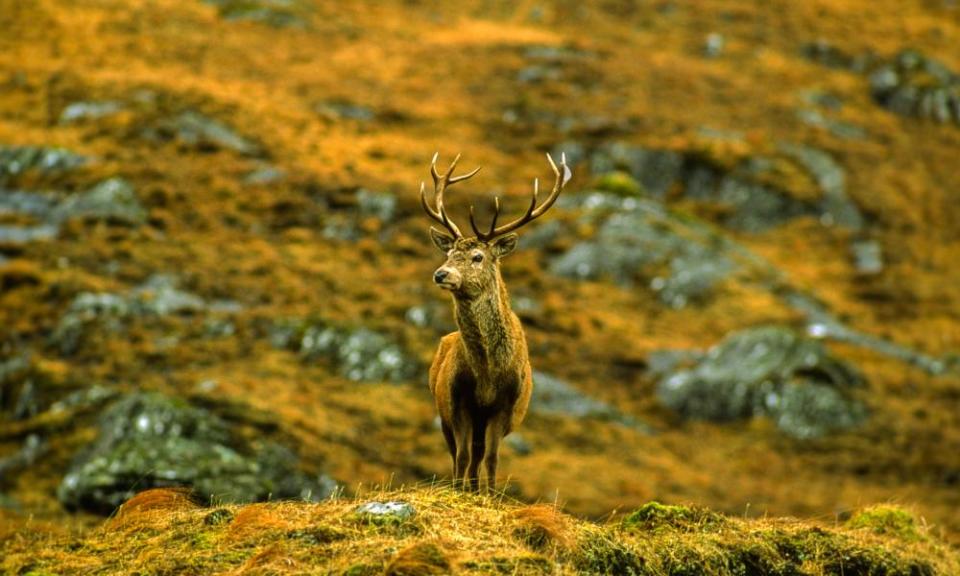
[2,486,957,575]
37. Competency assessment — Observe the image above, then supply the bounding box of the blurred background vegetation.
[1,0,959,556]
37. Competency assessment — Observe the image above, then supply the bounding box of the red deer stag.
[421,152,571,491]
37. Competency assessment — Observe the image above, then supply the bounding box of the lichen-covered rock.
[319,187,399,241]
[51,276,234,355]
[851,239,884,274]
[0,145,89,185]
[154,111,261,156]
[59,101,123,124]
[549,192,735,308]
[656,326,866,439]
[0,434,47,481]
[0,178,145,245]
[353,501,416,524]
[315,101,376,122]
[131,274,207,316]
[53,178,147,225]
[58,392,331,514]
[204,0,310,28]
[586,141,863,234]
[531,371,649,431]
[0,355,47,420]
[300,323,420,383]
[869,50,960,126]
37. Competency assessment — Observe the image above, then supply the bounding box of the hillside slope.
[1,0,960,556]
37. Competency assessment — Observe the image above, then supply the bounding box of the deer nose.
[434,269,448,284]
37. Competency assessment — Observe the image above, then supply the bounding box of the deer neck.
[452,273,519,378]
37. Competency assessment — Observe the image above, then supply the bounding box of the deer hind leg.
[453,421,470,489]
[466,416,488,492]
[440,421,456,479]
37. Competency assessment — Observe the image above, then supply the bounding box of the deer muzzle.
[433,267,462,290]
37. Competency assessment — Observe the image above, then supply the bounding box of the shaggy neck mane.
[452,271,517,373]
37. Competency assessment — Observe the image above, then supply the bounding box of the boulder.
[204,0,309,28]
[58,392,331,514]
[300,323,420,383]
[549,192,735,308]
[868,50,960,126]
[531,371,649,431]
[0,145,89,185]
[53,178,147,225]
[656,326,867,439]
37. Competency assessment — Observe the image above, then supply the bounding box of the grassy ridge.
[3,486,957,575]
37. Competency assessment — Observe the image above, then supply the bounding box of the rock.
[851,239,884,274]
[53,178,147,225]
[505,434,532,456]
[0,145,89,185]
[318,188,399,241]
[801,40,875,72]
[57,392,331,514]
[204,0,309,28]
[0,434,47,480]
[589,143,683,198]
[531,370,648,431]
[802,40,857,70]
[353,501,416,523]
[796,108,867,140]
[52,276,227,355]
[517,64,562,84]
[131,275,206,316]
[0,190,57,218]
[299,323,420,383]
[784,291,948,376]
[592,171,645,197]
[656,326,867,438]
[243,163,286,185]
[0,179,145,246]
[355,188,397,222]
[868,50,960,126]
[0,356,44,420]
[777,143,862,230]
[0,224,58,244]
[404,302,455,334]
[653,250,735,309]
[549,193,735,307]
[588,141,864,234]
[156,111,261,156]
[704,33,724,58]
[59,101,122,124]
[315,101,376,122]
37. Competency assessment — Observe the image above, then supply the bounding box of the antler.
[420,152,481,239]
[469,153,571,242]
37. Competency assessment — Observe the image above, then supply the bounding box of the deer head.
[422,152,571,298]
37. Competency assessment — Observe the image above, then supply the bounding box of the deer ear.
[430,227,456,252]
[491,233,518,258]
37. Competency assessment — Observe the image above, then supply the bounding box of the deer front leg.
[483,414,511,492]
[466,417,488,492]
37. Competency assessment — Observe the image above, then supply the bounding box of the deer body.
[420,153,570,490]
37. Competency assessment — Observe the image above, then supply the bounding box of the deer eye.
[471,253,484,263]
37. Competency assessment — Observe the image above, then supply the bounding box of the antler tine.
[469,196,501,239]
[471,152,571,241]
[421,152,483,239]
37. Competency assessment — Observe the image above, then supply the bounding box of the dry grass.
[2,486,958,575]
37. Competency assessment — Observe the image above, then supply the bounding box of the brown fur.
[429,236,533,491]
